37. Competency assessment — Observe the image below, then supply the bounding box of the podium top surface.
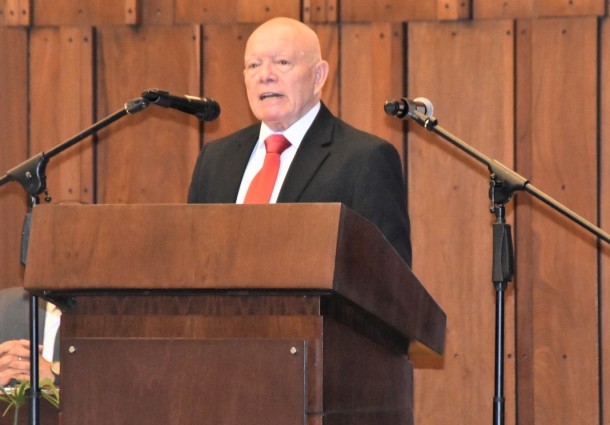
[24,203,445,354]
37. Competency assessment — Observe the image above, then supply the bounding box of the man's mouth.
[260,93,283,101]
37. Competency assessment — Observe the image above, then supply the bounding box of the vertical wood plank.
[408,20,515,425]
[340,23,404,158]
[236,0,300,23]
[0,27,27,288]
[515,17,599,425]
[303,0,338,23]
[95,25,201,204]
[4,0,30,26]
[33,0,146,25]
[436,0,471,21]
[474,0,535,18]
[600,14,610,425]
[139,0,174,25]
[341,0,436,22]
[514,19,536,425]
[175,0,238,24]
[124,0,140,25]
[202,24,257,142]
[29,27,94,205]
[537,0,604,16]
[311,23,339,116]
[475,0,604,18]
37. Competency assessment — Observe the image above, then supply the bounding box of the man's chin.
[258,112,293,131]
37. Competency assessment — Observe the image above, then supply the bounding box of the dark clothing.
[188,103,412,266]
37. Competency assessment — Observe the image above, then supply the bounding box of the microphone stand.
[402,109,610,425]
[0,97,150,425]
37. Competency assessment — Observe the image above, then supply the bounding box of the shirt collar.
[258,102,321,148]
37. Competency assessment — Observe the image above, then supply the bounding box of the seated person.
[0,287,60,386]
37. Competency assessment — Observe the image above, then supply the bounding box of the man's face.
[244,24,325,132]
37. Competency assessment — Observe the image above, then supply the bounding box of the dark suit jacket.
[188,103,412,266]
[0,287,60,362]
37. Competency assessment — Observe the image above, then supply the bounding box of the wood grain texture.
[3,0,30,26]
[95,25,200,204]
[175,0,300,24]
[474,0,604,18]
[202,24,258,141]
[515,17,599,425]
[341,0,437,22]
[0,28,27,289]
[436,0,471,21]
[407,20,516,425]
[340,23,405,158]
[29,27,94,205]
[303,0,338,23]
[54,293,414,425]
[602,15,610,425]
[24,203,446,353]
[33,0,141,25]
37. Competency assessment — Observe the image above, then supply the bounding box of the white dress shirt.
[236,102,321,204]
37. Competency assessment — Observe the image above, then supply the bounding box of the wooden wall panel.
[437,0,471,21]
[312,24,339,115]
[175,0,299,24]
[1,0,30,26]
[0,28,27,289]
[474,0,605,18]
[600,15,610,425]
[340,23,404,157]
[407,20,515,425]
[515,17,599,425]
[139,0,175,25]
[536,0,604,16]
[175,0,241,24]
[303,0,338,23]
[341,0,436,22]
[33,0,142,25]
[29,27,94,205]
[235,0,300,23]
[95,25,200,204]
[202,24,257,142]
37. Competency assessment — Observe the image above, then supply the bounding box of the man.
[188,17,412,266]
[0,287,59,386]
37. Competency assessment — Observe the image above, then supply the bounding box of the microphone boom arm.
[0,97,150,203]
[0,95,149,425]
[408,110,610,243]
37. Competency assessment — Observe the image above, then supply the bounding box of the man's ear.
[313,60,329,92]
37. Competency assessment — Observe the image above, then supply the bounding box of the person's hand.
[0,339,54,386]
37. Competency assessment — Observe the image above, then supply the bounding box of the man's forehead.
[244,44,306,61]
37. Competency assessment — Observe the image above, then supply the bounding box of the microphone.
[141,89,221,121]
[384,97,434,119]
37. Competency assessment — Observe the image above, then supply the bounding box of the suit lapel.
[218,125,259,202]
[277,104,335,202]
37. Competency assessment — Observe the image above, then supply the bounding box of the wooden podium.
[23,203,445,425]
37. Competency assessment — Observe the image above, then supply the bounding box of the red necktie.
[244,134,292,204]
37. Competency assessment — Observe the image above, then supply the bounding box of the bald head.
[246,18,323,66]
[243,18,329,131]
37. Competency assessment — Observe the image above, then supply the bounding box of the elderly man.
[188,17,412,266]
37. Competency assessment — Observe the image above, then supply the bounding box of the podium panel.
[62,338,306,425]
[23,204,444,425]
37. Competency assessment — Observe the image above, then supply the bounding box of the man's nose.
[260,62,277,82]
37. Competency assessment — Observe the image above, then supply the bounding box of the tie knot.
[265,134,291,155]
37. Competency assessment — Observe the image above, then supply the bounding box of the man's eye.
[246,63,259,69]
